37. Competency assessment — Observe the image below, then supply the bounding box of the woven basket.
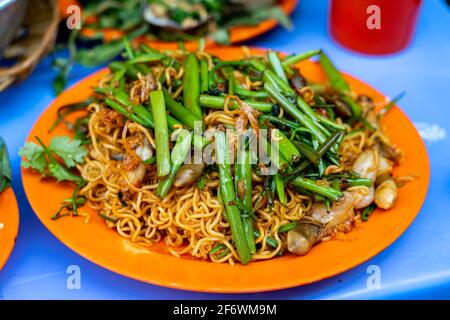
[0,0,59,92]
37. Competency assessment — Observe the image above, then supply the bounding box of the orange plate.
[0,188,20,270]
[213,0,298,45]
[60,0,298,45]
[22,47,429,293]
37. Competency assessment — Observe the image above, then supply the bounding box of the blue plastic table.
[1,0,450,300]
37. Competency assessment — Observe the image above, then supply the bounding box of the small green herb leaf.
[19,142,47,173]
[48,136,87,167]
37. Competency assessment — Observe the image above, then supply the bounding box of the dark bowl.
[0,0,28,58]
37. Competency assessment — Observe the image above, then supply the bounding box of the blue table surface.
[1,0,450,300]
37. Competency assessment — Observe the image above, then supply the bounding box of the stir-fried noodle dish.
[21,45,409,265]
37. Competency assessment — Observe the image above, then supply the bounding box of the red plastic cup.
[329,0,422,55]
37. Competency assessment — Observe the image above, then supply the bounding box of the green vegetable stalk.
[150,90,171,177]
[199,95,273,113]
[156,130,192,198]
[235,149,256,255]
[319,52,362,118]
[183,54,203,118]
[291,177,343,201]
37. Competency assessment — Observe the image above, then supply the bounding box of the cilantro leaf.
[49,136,87,168]
[20,136,87,176]
[47,162,84,183]
[19,142,47,174]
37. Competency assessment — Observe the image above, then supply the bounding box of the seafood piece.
[375,178,398,210]
[353,186,375,209]
[374,153,398,210]
[126,163,146,186]
[143,1,211,31]
[288,192,357,255]
[287,219,322,256]
[173,163,205,188]
[352,148,379,182]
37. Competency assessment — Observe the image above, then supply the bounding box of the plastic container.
[329,0,422,55]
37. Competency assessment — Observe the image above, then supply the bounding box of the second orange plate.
[59,0,298,46]
[22,47,429,293]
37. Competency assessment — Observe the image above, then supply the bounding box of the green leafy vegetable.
[362,203,377,221]
[19,142,47,174]
[379,92,406,117]
[19,136,86,180]
[20,136,87,219]
[0,137,12,193]
[48,136,88,167]
[53,23,148,95]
